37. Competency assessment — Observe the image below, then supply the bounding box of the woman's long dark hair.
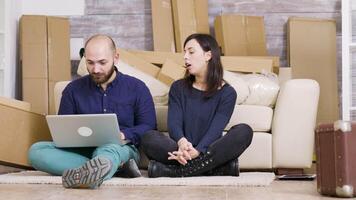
[183,33,224,98]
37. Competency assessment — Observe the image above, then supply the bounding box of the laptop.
[46,113,126,148]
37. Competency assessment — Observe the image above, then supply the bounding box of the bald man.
[28,35,156,189]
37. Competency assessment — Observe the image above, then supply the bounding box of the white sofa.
[54,67,319,171]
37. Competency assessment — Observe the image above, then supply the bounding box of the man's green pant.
[28,141,140,180]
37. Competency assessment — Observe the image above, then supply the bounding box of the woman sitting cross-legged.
[141,33,253,177]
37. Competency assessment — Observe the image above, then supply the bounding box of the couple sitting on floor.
[28,34,253,189]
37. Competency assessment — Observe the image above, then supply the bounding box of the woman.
[141,33,253,177]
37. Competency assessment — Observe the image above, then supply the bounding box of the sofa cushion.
[226,105,273,132]
[237,132,272,169]
[54,81,71,114]
[155,105,168,132]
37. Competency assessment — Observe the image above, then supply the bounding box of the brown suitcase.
[315,120,356,197]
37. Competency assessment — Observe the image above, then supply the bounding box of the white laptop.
[46,114,126,148]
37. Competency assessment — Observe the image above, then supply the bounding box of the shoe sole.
[62,157,111,189]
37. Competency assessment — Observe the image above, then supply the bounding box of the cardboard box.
[151,0,176,52]
[152,0,209,52]
[20,15,71,115]
[128,50,279,73]
[194,0,210,34]
[288,17,338,123]
[48,81,57,115]
[0,97,31,111]
[171,0,197,52]
[247,56,280,74]
[117,48,161,77]
[248,56,280,68]
[22,78,48,115]
[221,56,273,73]
[47,17,71,114]
[157,59,186,85]
[128,50,185,65]
[47,17,71,82]
[20,15,48,79]
[0,99,51,167]
[214,15,268,56]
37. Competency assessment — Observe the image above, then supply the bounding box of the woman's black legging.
[141,123,253,166]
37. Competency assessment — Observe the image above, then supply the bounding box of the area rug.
[0,171,275,187]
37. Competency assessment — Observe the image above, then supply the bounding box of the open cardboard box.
[0,97,51,168]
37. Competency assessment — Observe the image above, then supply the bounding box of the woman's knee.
[140,130,162,148]
[230,123,253,144]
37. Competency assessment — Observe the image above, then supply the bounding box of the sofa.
[54,63,320,172]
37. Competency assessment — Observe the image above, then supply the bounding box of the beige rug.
[0,171,275,187]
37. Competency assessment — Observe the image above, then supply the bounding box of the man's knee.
[28,141,55,165]
[98,143,125,152]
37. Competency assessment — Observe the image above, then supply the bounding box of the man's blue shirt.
[58,71,157,146]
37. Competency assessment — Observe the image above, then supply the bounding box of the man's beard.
[90,65,115,84]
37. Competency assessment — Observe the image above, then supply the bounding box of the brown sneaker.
[62,157,112,189]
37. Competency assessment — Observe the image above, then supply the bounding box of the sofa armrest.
[54,81,71,114]
[272,79,319,168]
[155,105,168,132]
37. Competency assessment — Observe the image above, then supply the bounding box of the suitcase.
[315,120,356,197]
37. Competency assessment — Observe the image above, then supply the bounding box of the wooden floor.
[0,164,343,200]
[0,180,343,200]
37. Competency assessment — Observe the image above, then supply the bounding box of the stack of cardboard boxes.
[20,15,71,115]
[149,0,278,85]
[0,15,71,167]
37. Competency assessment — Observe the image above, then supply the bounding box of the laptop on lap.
[46,114,126,147]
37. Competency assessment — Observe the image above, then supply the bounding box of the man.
[28,34,156,189]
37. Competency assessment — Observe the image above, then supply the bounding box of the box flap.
[157,59,186,85]
[117,49,160,77]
